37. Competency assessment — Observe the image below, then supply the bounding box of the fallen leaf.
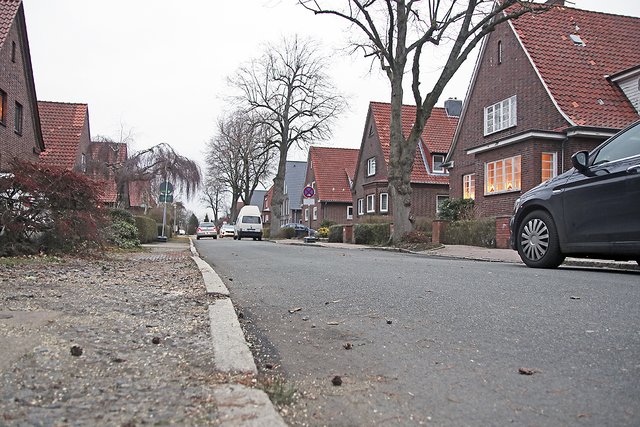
[70,345,83,357]
[518,367,538,375]
[327,321,340,325]
[332,376,342,386]
[343,343,352,350]
[289,307,302,314]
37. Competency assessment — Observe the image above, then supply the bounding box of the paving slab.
[208,300,257,375]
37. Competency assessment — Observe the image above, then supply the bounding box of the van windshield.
[242,216,261,224]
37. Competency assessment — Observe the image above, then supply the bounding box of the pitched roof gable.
[369,102,457,184]
[39,101,90,170]
[0,0,19,48]
[510,4,640,128]
[309,146,359,203]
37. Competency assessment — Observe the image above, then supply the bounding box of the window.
[379,193,388,213]
[484,95,517,135]
[541,152,557,183]
[311,181,316,189]
[304,208,309,221]
[366,157,376,176]
[368,125,374,137]
[347,205,353,220]
[14,102,23,135]
[283,181,287,194]
[312,206,317,220]
[11,41,16,63]
[497,41,502,64]
[432,155,445,173]
[463,174,475,200]
[436,195,449,214]
[485,155,521,194]
[81,153,87,173]
[592,123,640,164]
[357,198,364,215]
[366,194,375,213]
[0,89,6,125]
[265,214,269,222]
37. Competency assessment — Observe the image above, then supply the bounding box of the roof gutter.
[466,130,565,155]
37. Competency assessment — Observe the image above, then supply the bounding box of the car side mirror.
[571,151,590,174]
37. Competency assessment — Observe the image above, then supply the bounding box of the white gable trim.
[508,19,575,127]
[466,131,565,155]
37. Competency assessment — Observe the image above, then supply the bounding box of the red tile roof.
[309,146,359,203]
[39,101,89,170]
[510,5,640,128]
[0,0,19,49]
[370,102,458,184]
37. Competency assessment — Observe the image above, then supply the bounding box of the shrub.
[104,209,140,249]
[328,225,343,243]
[442,218,496,247]
[135,215,157,243]
[187,214,199,235]
[317,227,330,238]
[354,223,390,245]
[401,230,432,244]
[0,159,105,256]
[157,224,172,238]
[278,227,296,239]
[414,218,433,232]
[438,198,475,221]
[262,227,271,239]
[320,219,336,228]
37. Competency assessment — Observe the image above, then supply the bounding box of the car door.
[561,123,640,251]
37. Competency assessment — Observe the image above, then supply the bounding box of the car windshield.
[592,122,640,165]
[242,216,261,224]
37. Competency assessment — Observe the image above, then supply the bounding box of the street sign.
[159,181,173,195]
[303,186,315,198]
[303,198,315,205]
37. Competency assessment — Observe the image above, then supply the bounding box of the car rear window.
[242,216,261,224]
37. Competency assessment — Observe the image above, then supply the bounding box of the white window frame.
[366,157,376,176]
[357,198,364,215]
[463,174,475,200]
[541,152,557,183]
[484,95,517,136]
[379,193,389,213]
[312,206,317,220]
[432,154,445,173]
[436,195,449,214]
[484,155,521,195]
[304,208,309,221]
[346,205,353,220]
[366,194,375,213]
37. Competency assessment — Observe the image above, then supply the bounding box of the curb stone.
[189,238,286,426]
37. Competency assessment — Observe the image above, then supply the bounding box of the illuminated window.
[366,194,375,213]
[463,174,475,200]
[485,156,521,195]
[484,95,517,135]
[0,89,6,125]
[379,193,388,213]
[367,157,376,176]
[541,152,557,183]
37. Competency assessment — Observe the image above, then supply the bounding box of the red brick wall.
[0,14,40,172]
[495,216,511,249]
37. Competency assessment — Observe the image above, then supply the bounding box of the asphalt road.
[195,238,640,426]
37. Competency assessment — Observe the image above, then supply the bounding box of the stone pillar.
[431,220,449,244]
[495,216,511,249]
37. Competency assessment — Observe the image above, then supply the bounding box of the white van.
[234,205,263,241]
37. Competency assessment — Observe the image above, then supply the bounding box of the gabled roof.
[308,146,359,203]
[284,160,307,209]
[370,102,458,184]
[510,4,640,128]
[39,101,90,169]
[0,0,19,48]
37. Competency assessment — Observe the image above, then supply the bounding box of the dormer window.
[432,155,445,173]
[366,157,376,176]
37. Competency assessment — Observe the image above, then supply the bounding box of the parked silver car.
[196,222,217,240]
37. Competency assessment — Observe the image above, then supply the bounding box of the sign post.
[302,186,315,242]
[159,181,174,240]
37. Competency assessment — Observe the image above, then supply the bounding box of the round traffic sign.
[303,186,315,198]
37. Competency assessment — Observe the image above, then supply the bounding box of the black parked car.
[510,120,640,268]
[282,223,316,237]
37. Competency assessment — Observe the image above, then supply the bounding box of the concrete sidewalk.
[273,239,639,271]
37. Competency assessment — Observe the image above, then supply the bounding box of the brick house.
[262,186,273,227]
[0,0,44,172]
[39,101,92,173]
[302,146,359,229]
[281,160,306,225]
[352,101,460,224]
[445,2,640,218]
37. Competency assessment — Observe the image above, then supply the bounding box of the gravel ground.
[0,247,229,426]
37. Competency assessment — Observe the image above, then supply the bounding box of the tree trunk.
[269,145,288,236]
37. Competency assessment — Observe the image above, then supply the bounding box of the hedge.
[354,223,390,245]
[135,216,157,243]
[328,225,343,243]
[442,218,496,248]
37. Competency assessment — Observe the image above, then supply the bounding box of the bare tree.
[300,0,546,240]
[205,110,274,222]
[201,176,227,224]
[230,36,346,235]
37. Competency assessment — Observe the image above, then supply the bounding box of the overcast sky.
[21,0,640,218]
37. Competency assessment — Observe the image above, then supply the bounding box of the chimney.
[444,98,463,117]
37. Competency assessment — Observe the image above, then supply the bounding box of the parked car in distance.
[219,224,235,238]
[196,222,218,240]
[510,120,640,268]
[282,223,316,237]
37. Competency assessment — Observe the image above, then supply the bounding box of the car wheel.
[213,235,217,239]
[197,236,200,240]
[258,236,262,241]
[516,210,565,269]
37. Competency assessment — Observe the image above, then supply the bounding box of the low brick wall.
[343,224,353,243]
[431,220,448,244]
[495,216,511,249]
